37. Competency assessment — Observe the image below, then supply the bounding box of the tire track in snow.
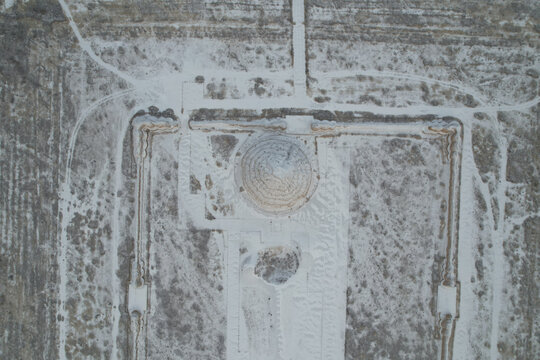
[58,89,136,360]
[489,111,508,360]
[58,0,141,87]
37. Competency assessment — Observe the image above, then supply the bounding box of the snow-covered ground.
[1,0,538,359]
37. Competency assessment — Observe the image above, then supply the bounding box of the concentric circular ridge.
[235,135,317,215]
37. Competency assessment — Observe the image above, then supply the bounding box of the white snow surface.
[52,0,539,359]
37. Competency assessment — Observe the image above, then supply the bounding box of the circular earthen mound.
[236,135,317,215]
[254,246,300,285]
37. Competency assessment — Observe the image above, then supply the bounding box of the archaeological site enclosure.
[1,1,538,359]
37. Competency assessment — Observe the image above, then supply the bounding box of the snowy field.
[0,0,538,360]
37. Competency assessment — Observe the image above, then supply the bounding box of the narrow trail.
[489,111,509,360]
[57,89,137,360]
[58,0,141,87]
[109,118,133,360]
